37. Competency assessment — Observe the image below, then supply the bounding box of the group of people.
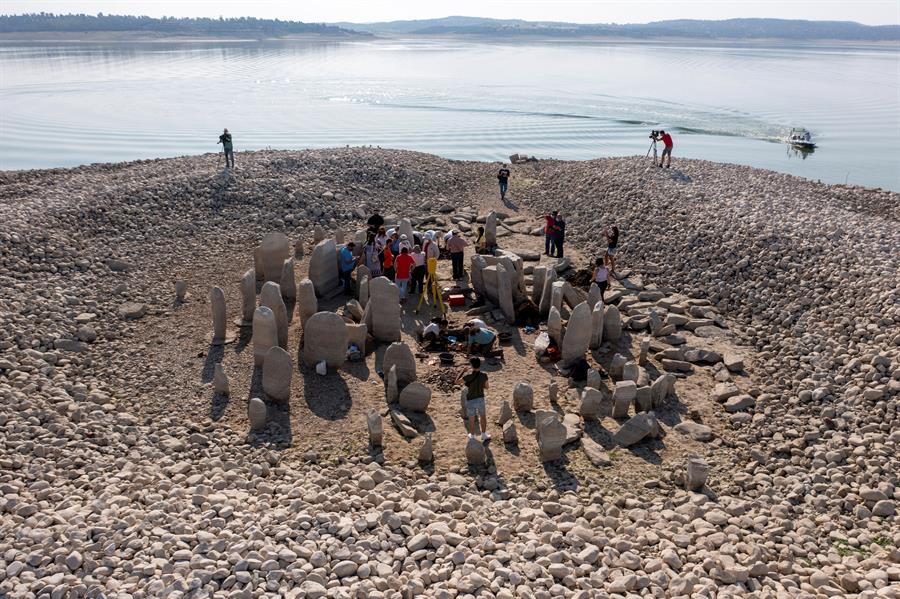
[543,210,567,258]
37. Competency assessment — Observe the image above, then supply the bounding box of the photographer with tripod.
[648,130,674,168]
[217,128,234,168]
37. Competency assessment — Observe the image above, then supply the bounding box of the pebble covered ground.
[0,148,898,598]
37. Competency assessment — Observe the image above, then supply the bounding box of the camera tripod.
[646,138,658,161]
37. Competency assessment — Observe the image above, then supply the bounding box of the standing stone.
[238,269,256,326]
[248,397,267,431]
[260,282,288,349]
[496,262,516,324]
[254,247,265,281]
[635,386,653,413]
[470,255,487,298]
[587,283,602,309]
[639,337,651,365]
[313,224,326,244]
[213,363,230,396]
[548,307,562,345]
[385,365,399,404]
[649,309,664,336]
[309,239,339,297]
[587,368,603,391]
[531,266,547,304]
[466,437,486,465]
[294,239,305,259]
[459,387,468,420]
[550,281,566,313]
[685,457,709,491]
[497,400,513,426]
[651,373,676,408]
[346,323,367,352]
[210,286,229,344]
[356,264,371,286]
[280,258,297,300]
[561,302,591,366]
[613,413,652,447]
[175,280,187,302]
[536,410,566,462]
[484,211,498,248]
[383,342,417,385]
[302,312,348,369]
[622,361,640,382]
[580,388,604,419]
[367,409,383,447]
[358,274,369,308]
[399,382,431,413]
[252,307,277,366]
[334,230,345,245]
[399,218,414,241]
[538,268,557,317]
[296,278,318,329]
[590,301,605,349]
[418,433,434,464]
[502,420,518,444]
[612,381,636,418]
[549,380,559,403]
[366,277,401,343]
[262,346,292,403]
[260,232,290,285]
[513,382,534,412]
[610,353,627,380]
[604,305,622,341]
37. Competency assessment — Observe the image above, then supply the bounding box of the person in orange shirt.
[382,244,395,281]
[394,247,416,302]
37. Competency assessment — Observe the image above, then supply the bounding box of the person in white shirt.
[593,256,610,301]
[410,245,427,295]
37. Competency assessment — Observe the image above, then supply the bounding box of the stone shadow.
[541,448,580,492]
[233,326,253,355]
[584,420,616,450]
[300,361,352,421]
[210,392,229,421]
[200,343,224,384]
[247,365,294,448]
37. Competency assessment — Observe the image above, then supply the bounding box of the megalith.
[513,382,534,412]
[685,457,709,491]
[252,306,277,367]
[385,365,399,404]
[548,306,562,345]
[260,282,288,349]
[383,342,417,385]
[313,224,326,244]
[561,301,591,366]
[587,283,603,310]
[484,211,498,248]
[309,239,339,297]
[248,397,267,431]
[253,247,265,281]
[612,381,636,418]
[399,218,414,241]
[238,269,256,326]
[260,232,290,285]
[604,304,622,341]
[367,409,383,447]
[590,300,605,349]
[496,262,516,324]
[399,382,431,413]
[280,258,297,300]
[470,255,487,298]
[346,323,367,352]
[366,277,401,343]
[531,266,547,305]
[581,387,604,419]
[536,410,566,462]
[262,346,292,403]
[302,311,348,369]
[419,433,434,464]
[550,281,565,313]
[358,274,369,308]
[210,286,229,344]
[213,363,230,396]
[539,268,557,317]
[296,278,318,329]
[466,437,486,465]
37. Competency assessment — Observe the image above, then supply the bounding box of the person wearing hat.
[398,233,411,254]
[446,229,468,280]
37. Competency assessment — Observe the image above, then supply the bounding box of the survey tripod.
[415,258,446,315]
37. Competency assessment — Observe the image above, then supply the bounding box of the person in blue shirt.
[339,242,358,294]
[466,325,497,355]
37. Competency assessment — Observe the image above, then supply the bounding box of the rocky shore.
[1,148,898,598]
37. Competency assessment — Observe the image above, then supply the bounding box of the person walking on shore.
[605,226,620,275]
[457,357,490,442]
[553,213,566,259]
[447,230,468,280]
[544,210,558,257]
[217,128,234,168]
[497,166,511,202]
[658,130,673,168]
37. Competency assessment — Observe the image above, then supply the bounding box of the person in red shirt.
[659,130,674,168]
[544,210,559,256]
[394,247,416,302]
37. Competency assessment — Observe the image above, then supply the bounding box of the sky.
[2,0,898,25]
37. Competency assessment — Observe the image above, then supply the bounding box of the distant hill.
[0,13,366,38]
[335,16,900,41]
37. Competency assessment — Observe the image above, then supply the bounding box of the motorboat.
[786,127,816,149]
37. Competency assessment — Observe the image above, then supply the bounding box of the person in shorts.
[605,225,620,275]
[497,166,510,201]
[457,357,490,441]
[658,130,673,168]
[592,256,609,301]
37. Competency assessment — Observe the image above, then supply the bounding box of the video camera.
[649,130,660,139]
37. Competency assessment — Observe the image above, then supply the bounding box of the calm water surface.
[1,39,898,190]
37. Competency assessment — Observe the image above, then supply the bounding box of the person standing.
[497,165,511,201]
[544,211,558,256]
[553,213,566,259]
[382,244,395,281]
[605,226,620,274]
[659,130,674,168]
[363,235,382,278]
[367,211,385,234]
[410,244,426,295]
[457,357,490,442]
[592,256,610,301]
[339,242,358,294]
[446,230,468,280]
[217,128,234,168]
[394,247,415,302]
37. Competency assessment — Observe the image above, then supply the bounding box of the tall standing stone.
[484,211,498,248]
[590,300,605,350]
[252,307,277,367]
[260,282,288,349]
[280,258,297,300]
[399,218,414,241]
[358,274,369,308]
[685,457,709,491]
[302,312,348,369]
[513,382,534,412]
[580,388,604,419]
[248,397,267,431]
[254,247,265,281]
[466,437,486,465]
[612,381,636,418]
[539,268,557,317]
[383,342,417,385]
[470,255,487,298]
[604,304,622,341]
[587,283,602,310]
[262,346,292,404]
[639,337,651,365]
[496,262,516,324]
[418,433,434,464]
[550,281,566,314]
[296,278,318,329]
[260,232,290,285]
[367,409,383,447]
[313,224,326,244]
[536,410,566,462]
[532,266,547,305]
[385,365,399,403]
[294,239,305,259]
[309,239,339,297]
[366,277,401,343]
[561,302,591,366]
[334,230,345,245]
[400,382,432,413]
[210,286,229,344]
[213,363,230,396]
[238,269,256,326]
[548,307,562,345]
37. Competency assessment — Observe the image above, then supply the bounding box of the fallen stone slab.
[724,394,756,413]
[613,413,653,447]
[390,409,418,438]
[119,302,147,320]
[674,421,713,442]
[582,437,612,467]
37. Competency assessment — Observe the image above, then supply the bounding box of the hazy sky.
[3,0,898,25]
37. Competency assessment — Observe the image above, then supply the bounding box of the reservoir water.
[1,39,898,190]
